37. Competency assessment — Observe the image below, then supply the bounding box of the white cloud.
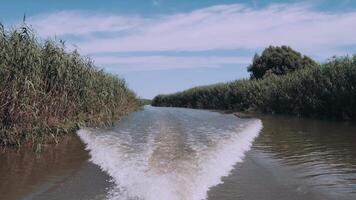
[29,11,145,37]
[93,55,251,71]
[69,3,356,56]
[27,3,356,70]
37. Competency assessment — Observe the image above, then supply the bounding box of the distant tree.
[247,46,318,79]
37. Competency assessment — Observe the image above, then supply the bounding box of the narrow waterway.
[0,106,355,200]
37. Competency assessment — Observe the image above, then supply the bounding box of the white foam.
[77,119,262,200]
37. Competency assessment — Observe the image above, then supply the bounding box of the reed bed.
[152,56,356,120]
[0,24,138,147]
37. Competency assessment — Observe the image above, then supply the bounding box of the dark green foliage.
[247,46,318,79]
[152,56,356,120]
[0,24,138,147]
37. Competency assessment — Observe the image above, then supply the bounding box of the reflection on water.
[255,115,356,195]
[0,135,88,200]
[208,115,356,200]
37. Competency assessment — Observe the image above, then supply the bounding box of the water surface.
[78,106,262,200]
[209,114,356,200]
[1,106,356,200]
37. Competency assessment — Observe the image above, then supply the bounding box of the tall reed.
[152,56,356,120]
[0,24,138,147]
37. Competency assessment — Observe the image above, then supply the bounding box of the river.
[0,106,355,200]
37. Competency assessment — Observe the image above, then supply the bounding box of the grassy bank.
[0,24,138,147]
[152,56,356,120]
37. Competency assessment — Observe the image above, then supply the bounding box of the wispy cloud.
[92,55,251,71]
[29,11,144,37]
[27,3,356,70]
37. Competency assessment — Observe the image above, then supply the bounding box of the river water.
[0,106,355,200]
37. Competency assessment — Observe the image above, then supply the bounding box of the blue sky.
[1,0,356,98]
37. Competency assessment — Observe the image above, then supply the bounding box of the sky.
[1,0,356,99]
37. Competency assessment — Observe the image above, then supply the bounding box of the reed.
[152,56,356,120]
[0,24,138,147]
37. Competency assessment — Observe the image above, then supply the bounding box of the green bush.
[247,46,318,79]
[152,56,356,120]
[0,24,138,147]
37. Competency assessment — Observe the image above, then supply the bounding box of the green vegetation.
[0,24,138,147]
[138,99,152,106]
[152,47,356,120]
[248,46,318,79]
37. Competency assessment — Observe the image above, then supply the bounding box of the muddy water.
[208,114,356,200]
[0,106,355,200]
[0,136,88,199]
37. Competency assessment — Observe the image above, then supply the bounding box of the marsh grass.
[152,56,356,120]
[0,24,138,148]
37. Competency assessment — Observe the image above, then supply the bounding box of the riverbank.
[0,24,138,148]
[152,56,356,121]
[1,107,355,200]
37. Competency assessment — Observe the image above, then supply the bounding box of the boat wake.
[77,106,262,200]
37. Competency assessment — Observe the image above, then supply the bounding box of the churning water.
[77,106,262,200]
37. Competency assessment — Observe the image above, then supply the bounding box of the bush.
[247,46,318,79]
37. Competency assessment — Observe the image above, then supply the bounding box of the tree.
[247,46,318,79]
